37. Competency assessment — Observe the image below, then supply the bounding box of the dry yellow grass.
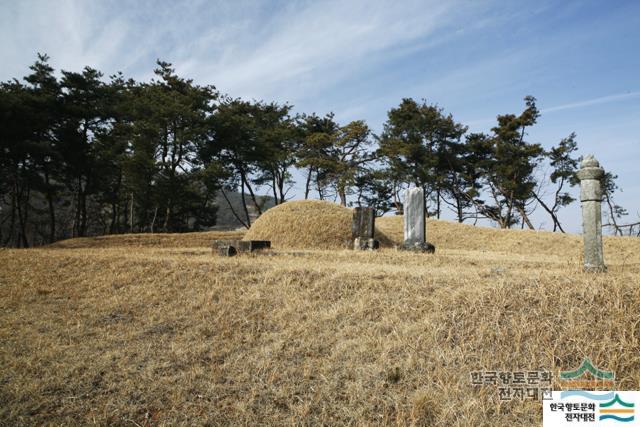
[49,230,245,249]
[1,217,640,426]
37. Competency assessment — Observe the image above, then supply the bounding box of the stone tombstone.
[352,207,378,250]
[403,187,425,246]
[576,155,606,272]
[352,207,375,240]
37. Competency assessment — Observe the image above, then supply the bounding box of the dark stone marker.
[352,207,376,251]
[236,240,271,252]
[352,207,375,240]
[212,239,271,255]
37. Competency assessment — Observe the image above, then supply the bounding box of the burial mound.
[243,200,393,249]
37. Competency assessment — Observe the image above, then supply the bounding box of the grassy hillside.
[1,216,640,425]
[378,216,640,260]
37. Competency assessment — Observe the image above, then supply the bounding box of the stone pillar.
[403,187,425,246]
[401,187,435,253]
[352,207,378,250]
[576,155,606,272]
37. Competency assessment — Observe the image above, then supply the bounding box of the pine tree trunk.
[110,201,118,234]
[338,186,347,207]
[220,189,248,229]
[6,178,17,246]
[163,205,171,232]
[16,185,29,248]
[277,170,286,204]
[150,206,158,233]
[73,180,81,238]
[317,178,324,200]
[272,176,279,205]
[79,189,87,237]
[517,206,535,230]
[304,168,312,199]
[130,193,134,233]
[44,166,56,243]
[532,193,565,233]
[239,183,251,228]
[240,170,262,215]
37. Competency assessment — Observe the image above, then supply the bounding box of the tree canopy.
[1,54,628,247]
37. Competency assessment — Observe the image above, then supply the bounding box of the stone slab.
[403,187,425,246]
[212,239,271,254]
[217,246,237,257]
[352,207,375,240]
[235,240,271,252]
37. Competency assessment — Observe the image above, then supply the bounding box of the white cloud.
[0,0,131,78]
[1,0,488,100]
[542,91,640,113]
[172,0,476,102]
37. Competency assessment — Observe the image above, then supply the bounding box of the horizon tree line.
[0,54,633,247]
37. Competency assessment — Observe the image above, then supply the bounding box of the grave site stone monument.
[212,239,271,256]
[577,155,606,272]
[352,207,379,250]
[401,187,435,253]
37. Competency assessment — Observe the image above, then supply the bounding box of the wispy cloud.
[0,0,133,77]
[463,90,640,132]
[175,0,478,103]
[541,91,640,113]
[2,0,486,99]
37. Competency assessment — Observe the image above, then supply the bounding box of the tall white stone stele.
[576,155,606,272]
[403,187,425,246]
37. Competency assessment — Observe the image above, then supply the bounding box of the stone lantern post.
[576,155,606,272]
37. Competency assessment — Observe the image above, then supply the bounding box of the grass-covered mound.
[243,200,393,249]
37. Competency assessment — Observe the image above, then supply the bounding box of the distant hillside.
[213,191,275,229]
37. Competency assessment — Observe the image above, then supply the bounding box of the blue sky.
[2,0,639,232]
